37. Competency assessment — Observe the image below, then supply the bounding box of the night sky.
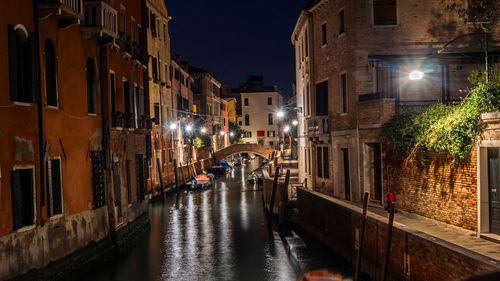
[164,0,308,99]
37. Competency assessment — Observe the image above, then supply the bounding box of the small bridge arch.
[214,144,278,162]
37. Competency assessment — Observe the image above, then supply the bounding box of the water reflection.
[82,158,348,281]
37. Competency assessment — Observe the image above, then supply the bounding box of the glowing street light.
[409,70,424,81]
[169,123,177,130]
[230,132,235,137]
[284,125,290,133]
[277,110,285,118]
[292,120,299,126]
[201,127,207,134]
[220,130,225,136]
[186,125,193,132]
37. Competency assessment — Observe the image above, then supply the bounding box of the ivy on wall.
[383,83,500,159]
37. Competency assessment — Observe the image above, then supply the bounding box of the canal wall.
[295,188,499,281]
[3,211,150,281]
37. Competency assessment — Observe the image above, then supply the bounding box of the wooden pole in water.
[156,158,165,200]
[173,159,179,194]
[354,192,369,281]
[278,169,290,231]
[268,166,280,220]
[381,202,396,281]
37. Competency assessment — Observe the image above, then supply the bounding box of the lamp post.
[438,32,490,84]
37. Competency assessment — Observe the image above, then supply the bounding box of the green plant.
[193,136,204,149]
[383,83,500,159]
[229,121,246,144]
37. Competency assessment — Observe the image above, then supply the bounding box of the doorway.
[487,148,500,234]
[367,143,383,203]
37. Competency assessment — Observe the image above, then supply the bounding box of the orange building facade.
[0,0,150,279]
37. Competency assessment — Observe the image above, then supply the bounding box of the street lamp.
[220,130,225,136]
[169,123,177,130]
[409,70,424,81]
[230,132,235,137]
[284,125,291,133]
[292,120,299,126]
[277,110,285,118]
[201,127,207,134]
[186,125,193,132]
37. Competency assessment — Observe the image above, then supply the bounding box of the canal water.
[82,158,351,281]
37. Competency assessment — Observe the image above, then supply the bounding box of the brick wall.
[387,150,478,231]
[296,189,498,281]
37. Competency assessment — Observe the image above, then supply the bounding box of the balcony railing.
[307,116,330,137]
[81,1,118,39]
[39,0,84,23]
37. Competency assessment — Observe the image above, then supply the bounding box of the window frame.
[43,39,59,109]
[46,157,64,219]
[321,23,327,46]
[340,72,348,114]
[338,9,345,36]
[267,96,272,105]
[11,165,37,232]
[371,0,399,27]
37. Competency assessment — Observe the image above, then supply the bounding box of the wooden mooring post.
[278,169,290,231]
[354,192,369,281]
[381,202,396,281]
[173,159,179,194]
[268,166,280,222]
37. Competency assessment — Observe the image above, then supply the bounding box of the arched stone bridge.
[215,144,278,162]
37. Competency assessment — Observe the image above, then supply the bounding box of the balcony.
[39,0,84,27]
[81,1,118,41]
[307,116,330,141]
[119,36,132,60]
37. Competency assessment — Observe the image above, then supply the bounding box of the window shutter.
[7,25,19,101]
[10,171,23,230]
[29,33,39,103]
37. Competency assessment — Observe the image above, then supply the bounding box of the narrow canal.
[82,158,351,281]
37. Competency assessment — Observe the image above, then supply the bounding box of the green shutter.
[7,25,18,101]
[29,33,39,103]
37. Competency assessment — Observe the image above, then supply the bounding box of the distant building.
[224,97,237,124]
[146,0,174,194]
[186,64,225,151]
[236,76,283,147]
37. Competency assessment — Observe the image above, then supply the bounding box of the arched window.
[86,57,96,114]
[8,24,35,103]
[244,114,250,126]
[268,113,273,125]
[44,40,57,107]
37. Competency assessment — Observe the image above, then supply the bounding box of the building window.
[8,25,36,103]
[154,103,160,125]
[341,73,347,113]
[315,81,328,116]
[131,17,136,42]
[268,97,272,105]
[375,63,397,98]
[150,12,156,35]
[163,23,167,42]
[244,97,249,106]
[119,5,126,34]
[321,23,327,45]
[239,121,242,126]
[305,30,309,57]
[342,148,350,200]
[110,72,116,114]
[268,113,273,125]
[47,159,62,217]
[44,39,57,107]
[10,168,35,230]
[244,131,252,138]
[306,84,310,115]
[245,114,250,126]
[339,9,345,35]
[126,160,131,203]
[86,58,97,114]
[373,0,397,26]
[90,151,105,209]
[317,147,329,179]
[123,80,131,116]
[136,155,146,201]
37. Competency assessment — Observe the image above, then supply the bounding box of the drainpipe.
[33,0,45,226]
